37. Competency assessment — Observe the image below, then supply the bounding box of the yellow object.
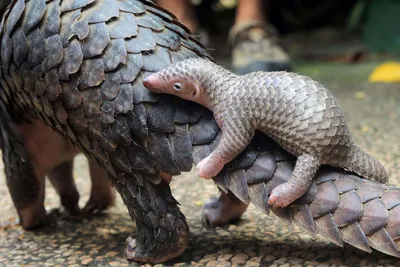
[354,91,367,100]
[220,0,237,8]
[195,200,204,207]
[368,62,400,83]
[361,126,369,133]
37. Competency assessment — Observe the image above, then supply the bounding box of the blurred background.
[2,0,400,81]
[178,0,400,83]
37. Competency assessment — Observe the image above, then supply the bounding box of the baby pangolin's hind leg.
[268,154,320,207]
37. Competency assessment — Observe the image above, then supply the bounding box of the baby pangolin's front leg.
[268,154,320,207]
[197,116,255,179]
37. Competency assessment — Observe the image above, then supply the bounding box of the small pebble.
[217,254,233,261]
[174,263,188,267]
[206,260,218,267]
[54,258,64,264]
[62,250,74,257]
[216,262,230,267]
[107,251,119,257]
[231,253,249,264]
[274,257,288,265]
[263,255,276,263]
[249,256,263,263]
[305,261,321,266]
[244,261,260,267]
[80,258,93,265]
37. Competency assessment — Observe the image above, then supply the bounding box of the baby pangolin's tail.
[346,145,388,183]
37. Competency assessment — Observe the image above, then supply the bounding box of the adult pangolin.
[143,58,388,207]
[1,0,400,264]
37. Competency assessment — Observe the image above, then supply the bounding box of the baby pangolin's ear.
[192,81,202,98]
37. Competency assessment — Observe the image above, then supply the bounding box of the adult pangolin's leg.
[47,160,81,217]
[201,190,249,227]
[83,159,115,214]
[1,129,48,230]
[114,173,188,264]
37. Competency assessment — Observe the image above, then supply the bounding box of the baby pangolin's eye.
[173,82,182,91]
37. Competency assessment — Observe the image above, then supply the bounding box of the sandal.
[229,21,292,74]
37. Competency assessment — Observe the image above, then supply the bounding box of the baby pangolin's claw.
[268,182,303,207]
[196,155,225,179]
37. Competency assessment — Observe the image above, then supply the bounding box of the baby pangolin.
[142,58,388,207]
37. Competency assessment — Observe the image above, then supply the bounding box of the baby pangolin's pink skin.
[142,58,388,208]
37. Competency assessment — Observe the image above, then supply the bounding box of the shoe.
[229,20,292,75]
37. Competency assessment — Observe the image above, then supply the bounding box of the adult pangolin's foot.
[48,207,83,222]
[125,220,189,263]
[83,190,115,215]
[268,182,304,207]
[196,155,225,179]
[48,193,112,221]
[19,208,58,230]
[201,191,249,227]
[83,160,116,215]
[57,192,82,220]
[61,200,81,218]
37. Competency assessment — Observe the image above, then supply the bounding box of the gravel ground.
[2,63,400,267]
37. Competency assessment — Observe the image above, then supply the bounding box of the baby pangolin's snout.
[142,76,163,93]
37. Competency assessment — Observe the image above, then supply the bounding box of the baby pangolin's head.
[143,58,213,107]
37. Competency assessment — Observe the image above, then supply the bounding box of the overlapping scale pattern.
[195,134,400,258]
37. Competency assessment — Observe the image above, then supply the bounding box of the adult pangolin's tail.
[346,145,388,184]
[194,133,400,258]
